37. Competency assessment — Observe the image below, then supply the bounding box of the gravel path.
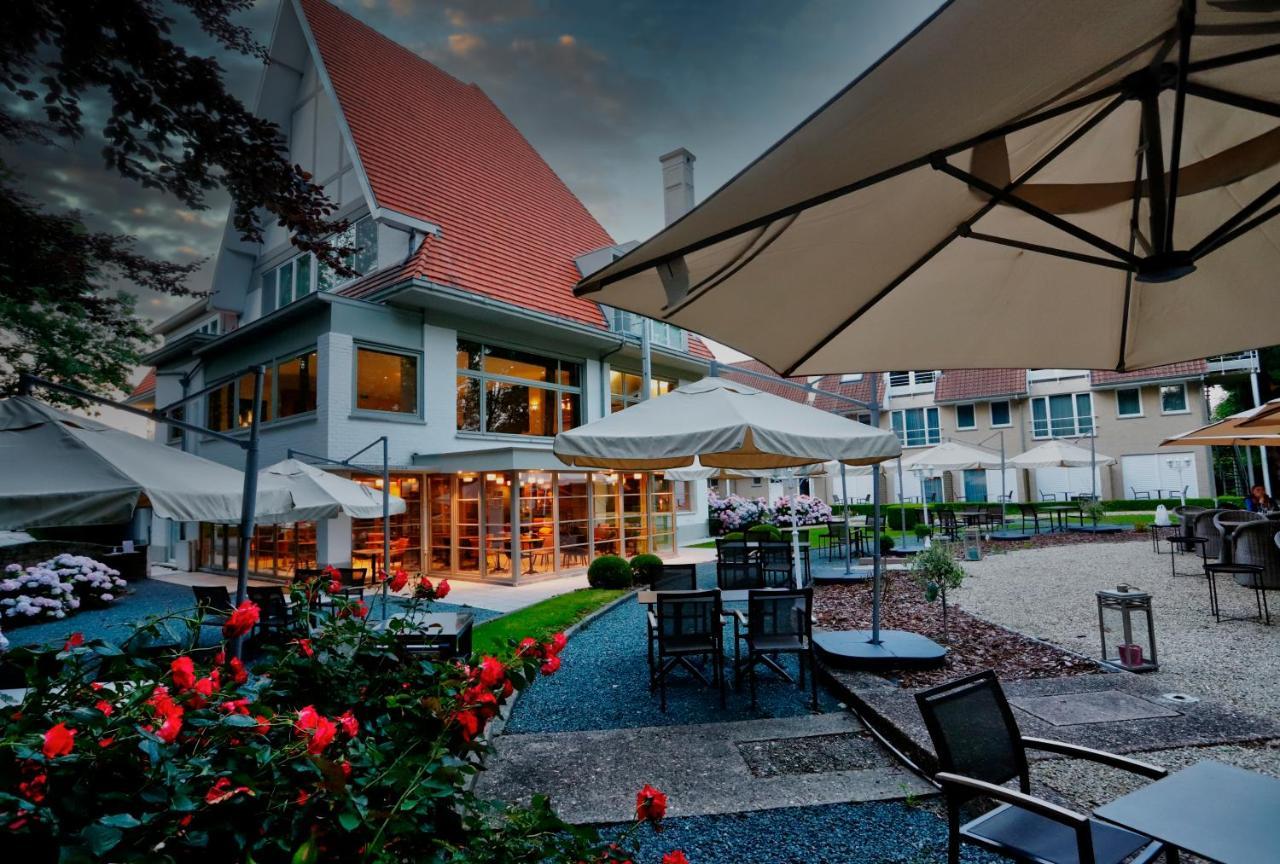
[506,565,840,733]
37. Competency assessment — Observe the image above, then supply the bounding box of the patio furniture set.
[1156,506,1280,623]
[642,560,818,712]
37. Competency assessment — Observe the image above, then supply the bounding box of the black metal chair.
[191,585,233,629]
[247,586,292,638]
[984,504,1006,533]
[717,558,762,590]
[936,509,961,541]
[653,564,698,591]
[715,538,753,564]
[648,590,725,711]
[1211,520,1280,624]
[732,588,816,710]
[758,541,797,587]
[823,520,849,561]
[1171,505,1205,552]
[1131,487,1151,500]
[1016,503,1042,535]
[915,670,1169,864]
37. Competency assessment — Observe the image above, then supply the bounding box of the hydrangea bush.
[708,490,832,531]
[0,555,126,625]
[0,585,687,863]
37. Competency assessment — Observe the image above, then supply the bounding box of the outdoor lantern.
[1096,586,1158,673]
[963,526,982,561]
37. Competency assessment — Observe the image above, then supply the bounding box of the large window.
[260,216,377,315]
[891,407,940,447]
[206,350,316,432]
[1159,383,1188,414]
[673,480,696,512]
[456,339,582,436]
[888,370,936,388]
[1116,387,1143,418]
[610,369,673,413]
[356,346,418,414]
[608,308,685,350]
[990,400,1011,428]
[955,403,976,430]
[1032,393,1094,438]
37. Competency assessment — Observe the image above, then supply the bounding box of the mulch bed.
[991,528,1147,552]
[814,574,1099,689]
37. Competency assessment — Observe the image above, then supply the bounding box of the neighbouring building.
[132,0,712,583]
[721,353,1267,505]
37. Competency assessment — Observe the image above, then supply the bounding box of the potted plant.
[1084,499,1107,527]
[913,523,933,543]
[910,542,967,640]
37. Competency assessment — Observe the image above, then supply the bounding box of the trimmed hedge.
[587,555,633,589]
[745,524,782,542]
[628,553,664,585]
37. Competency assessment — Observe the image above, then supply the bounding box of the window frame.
[1031,392,1095,439]
[455,337,583,437]
[1158,382,1190,415]
[1115,387,1144,419]
[891,407,941,448]
[204,345,320,434]
[609,367,676,413]
[353,342,423,418]
[258,216,377,316]
[989,400,1012,428]
[954,403,977,430]
[274,347,320,421]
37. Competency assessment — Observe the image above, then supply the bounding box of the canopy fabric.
[664,458,828,481]
[258,459,407,523]
[1008,440,1116,469]
[0,396,293,529]
[1161,398,1280,446]
[886,440,1004,473]
[577,0,1280,374]
[553,377,900,470]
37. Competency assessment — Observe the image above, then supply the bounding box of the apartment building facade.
[131,0,712,583]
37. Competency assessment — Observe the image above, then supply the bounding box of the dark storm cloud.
[3,0,939,326]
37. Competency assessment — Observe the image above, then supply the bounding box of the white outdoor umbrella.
[0,396,294,529]
[664,458,828,481]
[886,440,1006,526]
[577,0,1280,374]
[258,459,407,523]
[1010,440,1116,502]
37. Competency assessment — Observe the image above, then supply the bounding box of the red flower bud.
[222,601,260,640]
[635,784,667,822]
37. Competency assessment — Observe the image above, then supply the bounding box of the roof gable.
[934,369,1028,403]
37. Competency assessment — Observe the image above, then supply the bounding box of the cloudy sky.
[8,0,939,341]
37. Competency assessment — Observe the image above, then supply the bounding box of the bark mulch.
[814,573,1099,689]
[991,528,1147,552]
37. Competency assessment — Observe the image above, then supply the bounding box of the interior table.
[1094,760,1280,864]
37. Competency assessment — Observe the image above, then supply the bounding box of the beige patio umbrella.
[0,396,294,529]
[258,459,407,523]
[1010,440,1116,503]
[663,459,828,481]
[1161,398,1280,446]
[576,0,1280,374]
[885,440,1007,526]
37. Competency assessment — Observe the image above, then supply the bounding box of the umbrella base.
[989,530,1033,541]
[814,629,947,672]
[1068,524,1126,534]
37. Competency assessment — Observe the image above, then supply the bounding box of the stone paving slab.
[839,673,1280,775]
[476,712,933,824]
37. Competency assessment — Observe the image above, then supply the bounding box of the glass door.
[428,476,453,575]
[456,474,482,578]
[622,473,648,556]
[962,470,988,503]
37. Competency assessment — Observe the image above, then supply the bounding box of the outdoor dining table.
[1093,760,1280,863]
[957,510,987,527]
[636,588,776,606]
[1039,504,1080,531]
[373,611,473,659]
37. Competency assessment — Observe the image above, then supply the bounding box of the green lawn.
[470,588,627,657]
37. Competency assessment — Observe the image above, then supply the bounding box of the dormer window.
[606,307,686,350]
[260,216,377,314]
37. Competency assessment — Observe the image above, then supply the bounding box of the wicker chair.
[1191,509,1228,562]
[916,671,1169,864]
[648,590,725,711]
[1225,521,1280,624]
[1173,505,1206,549]
[732,588,816,709]
[1213,510,1266,562]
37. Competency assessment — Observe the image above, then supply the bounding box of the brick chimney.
[659,147,696,226]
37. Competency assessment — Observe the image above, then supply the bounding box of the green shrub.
[913,523,933,540]
[628,553,664,585]
[724,531,745,541]
[745,523,782,542]
[587,555,633,589]
[880,533,896,554]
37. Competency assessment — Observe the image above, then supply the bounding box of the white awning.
[258,459,407,523]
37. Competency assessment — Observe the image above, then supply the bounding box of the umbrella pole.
[840,463,852,575]
[1090,424,1098,525]
[870,375,882,646]
[232,365,265,660]
[382,437,391,619]
[791,475,803,588]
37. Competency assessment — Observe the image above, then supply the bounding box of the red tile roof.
[128,368,156,400]
[720,360,810,403]
[1090,361,1207,387]
[934,369,1028,403]
[811,374,875,414]
[302,0,710,360]
[719,361,875,412]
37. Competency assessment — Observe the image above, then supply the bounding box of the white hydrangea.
[0,553,125,624]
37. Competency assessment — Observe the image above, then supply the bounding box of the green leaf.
[82,824,122,855]
[292,838,318,864]
[100,812,141,828]
[338,810,361,832]
[223,713,261,727]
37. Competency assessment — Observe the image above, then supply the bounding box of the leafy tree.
[0,0,348,404]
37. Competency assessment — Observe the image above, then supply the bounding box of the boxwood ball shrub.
[723,531,745,541]
[628,554,664,586]
[587,555,633,589]
[745,524,782,542]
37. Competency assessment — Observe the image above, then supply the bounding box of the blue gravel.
[2,579,501,650]
[507,564,841,733]
[601,800,1000,864]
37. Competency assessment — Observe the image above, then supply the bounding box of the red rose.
[340,761,352,781]
[516,637,539,657]
[453,710,481,742]
[296,789,310,806]
[170,656,196,691]
[337,711,359,738]
[98,736,114,748]
[204,777,252,805]
[222,601,260,640]
[351,600,369,619]
[157,713,183,744]
[540,655,561,676]
[193,676,218,704]
[18,771,47,804]
[42,723,76,759]
[435,579,451,599]
[148,686,185,744]
[94,699,113,717]
[214,650,226,665]
[295,706,338,755]
[295,638,315,658]
[323,565,341,580]
[635,784,667,822]
[501,680,514,699]
[387,569,409,593]
[63,632,84,650]
[662,852,689,864]
[328,579,342,594]
[228,657,248,685]
[253,715,270,736]
[477,656,505,688]
[549,632,568,655]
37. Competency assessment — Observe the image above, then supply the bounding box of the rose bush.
[0,584,685,862]
[0,555,126,626]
